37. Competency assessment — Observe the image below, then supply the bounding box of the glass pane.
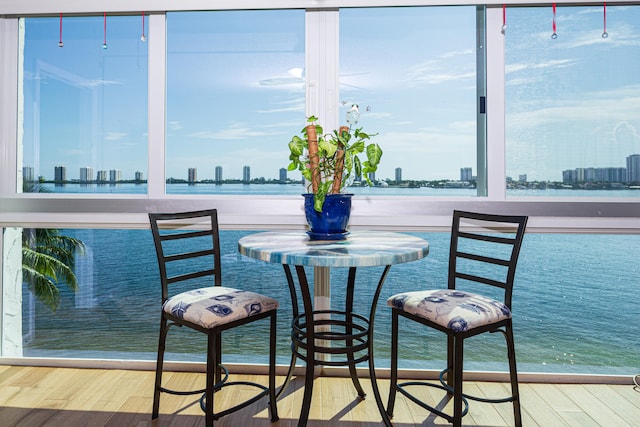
[505,5,640,197]
[17,228,291,362]
[165,10,305,195]
[340,7,480,195]
[20,16,149,194]
[372,232,639,375]
[4,226,636,375]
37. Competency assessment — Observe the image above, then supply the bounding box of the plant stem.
[306,124,320,193]
[331,125,348,194]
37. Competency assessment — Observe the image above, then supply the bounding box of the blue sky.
[506,6,640,180]
[21,6,640,183]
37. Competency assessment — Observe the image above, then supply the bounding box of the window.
[17,228,289,362]
[2,3,639,379]
[340,7,481,193]
[11,226,639,375]
[20,16,148,194]
[505,5,640,196]
[165,10,305,194]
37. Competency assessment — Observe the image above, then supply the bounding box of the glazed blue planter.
[303,193,353,240]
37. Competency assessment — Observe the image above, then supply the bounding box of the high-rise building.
[23,166,34,183]
[97,170,108,182]
[215,166,223,183]
[279,168,287,182]
[54,166,66,182]
[460,167,473,182]
[562,169,574,184]
[604,167,626,183]
[626,154,640,184]
[80,167,94,182]
[109,169,122,182]
[135,171,143,181]
[395,167,402,182]
[243,165,251,183]
[188,168,197,183]
[562,167,628,184]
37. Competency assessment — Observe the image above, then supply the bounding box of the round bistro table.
[238,230,429,427]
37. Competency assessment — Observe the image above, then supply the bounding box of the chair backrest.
[149,209,222,303]
[448,210,528,309]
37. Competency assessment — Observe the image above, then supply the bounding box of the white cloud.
[78,79,121,88]
[168,121,183,131]
[189,122,275,140]
[104,132,127,141]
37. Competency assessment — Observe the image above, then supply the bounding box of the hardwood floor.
[0,365,638,426]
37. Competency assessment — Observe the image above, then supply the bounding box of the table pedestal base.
[281,265,392,427]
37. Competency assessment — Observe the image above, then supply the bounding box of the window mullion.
[305,9,339,130]
[485,5,506,200]
[147,13,166,198]
[0,18,19,197]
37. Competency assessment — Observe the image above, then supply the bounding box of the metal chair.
[386,210,528,427]
[149,209,279,426]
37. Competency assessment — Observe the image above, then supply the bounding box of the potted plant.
[287,109,383,238]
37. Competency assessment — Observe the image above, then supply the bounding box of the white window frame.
[1,2,639,233]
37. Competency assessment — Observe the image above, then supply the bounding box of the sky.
[21,6,640,183]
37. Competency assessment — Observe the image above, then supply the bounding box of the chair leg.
[446,334,455,390]
[269,312,279,422]
[205,332,218,427]
[452,336,464,427]
[215,331,223,387]
[386,309,399,418]
[152,317,168,419]
[505,323,523,427]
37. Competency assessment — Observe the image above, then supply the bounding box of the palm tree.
[21,182,85,312]
[22,228,85,313]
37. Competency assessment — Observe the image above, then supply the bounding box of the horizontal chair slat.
[159,229,212,241]
[454,272,507,289]
[457,251,511,267]
[165,249,216,263]
[458,231,517,245]
[167,269,216,284]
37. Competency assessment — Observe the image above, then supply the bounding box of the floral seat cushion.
[387,289,511,333]
[163,286,279,329]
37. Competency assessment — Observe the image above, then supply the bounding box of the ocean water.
[19,183,640,375]
[23,227,640,376]
[36,181,640,197]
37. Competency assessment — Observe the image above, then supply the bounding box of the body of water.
[23,228,640,376]
[37,182,640,197]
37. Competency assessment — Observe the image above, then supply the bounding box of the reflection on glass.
[505,6,640,196]
[20,16,149,193]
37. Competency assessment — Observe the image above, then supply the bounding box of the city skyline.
[24,150,640,184]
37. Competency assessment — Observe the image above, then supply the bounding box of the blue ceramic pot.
[303,193,353,240]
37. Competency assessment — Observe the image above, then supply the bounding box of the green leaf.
[289,137,305,157]
[366,143,383,167]
[319,138,338,158]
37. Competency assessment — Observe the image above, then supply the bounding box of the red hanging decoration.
[141,12,147,42]
[58,13,64,47]
[102,12,108,49]
[551,3,558,39]
[602,2,608,38]
[502,4,507,34]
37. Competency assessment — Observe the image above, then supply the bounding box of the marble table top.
[238,230,429,268]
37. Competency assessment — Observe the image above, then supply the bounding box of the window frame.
[1,4,639,233]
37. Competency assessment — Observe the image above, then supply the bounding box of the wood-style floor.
[0,365,638,426]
